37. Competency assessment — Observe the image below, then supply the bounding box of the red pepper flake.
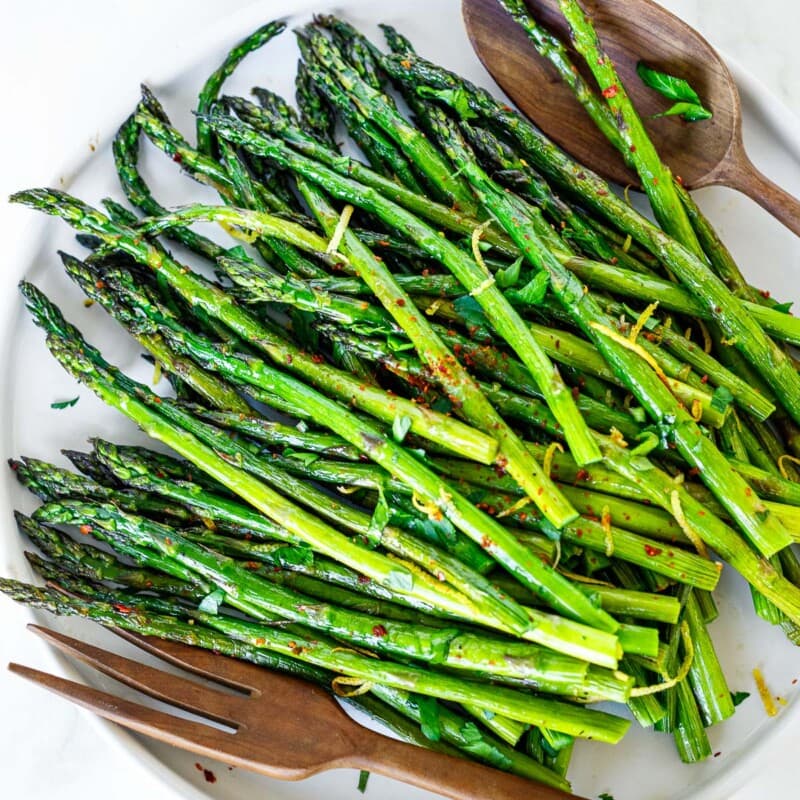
[610,256,618,265]
[602,85,619,99]
[676,175,684,185]
[357,574,371,584]
[372,624,387,638]
[644,544,663,557]
[571,386,580,399]
[95,279,106,290]
[630,145,637,153]
[286,354,293,364]
[792,678,798,685]
[700,374,709,384]
[575,468,590,482]
[713,752,721,758]
[113,603,134,614]
[195,763,203,772]
[378,239,390,247]
[203,769,217,784]
[172,152,183,165]
[79,524,93,535]
[400,59,412,69]
[480,535,493,549]
[311,353,324,363]
[760,289,771,299]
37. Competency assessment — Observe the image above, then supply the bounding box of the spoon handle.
[723,147,800,237]
[353,728,583,800]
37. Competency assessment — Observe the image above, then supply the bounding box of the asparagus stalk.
[412,105,792,560]
[288,182,581,524]
[0,577,629,742]
[11,189,498,466]
[196,20,286,155]
[205,113,605,468]
[91,264,620,631]
[384,52,800,426]
[298,26,478,215]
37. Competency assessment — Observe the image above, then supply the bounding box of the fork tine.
[8,662,233,758]
[111,628,265,693]
[27,624,246,727]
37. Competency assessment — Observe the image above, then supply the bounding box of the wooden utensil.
[463,0,800,236]
[9,624,581,800]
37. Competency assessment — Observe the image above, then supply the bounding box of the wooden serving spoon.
[463,0,800,236]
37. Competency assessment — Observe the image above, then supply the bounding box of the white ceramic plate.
[2,1,799,799]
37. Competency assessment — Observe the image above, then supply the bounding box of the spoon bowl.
[463,0,800,234]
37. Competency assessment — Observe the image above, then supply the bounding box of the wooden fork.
[8,624,580,799]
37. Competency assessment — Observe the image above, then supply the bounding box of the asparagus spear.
[11,189,498,466]
[411,105,792,561]
[0,578,629,743]
[196,20,286,155]
[204,113,604,469]
[385,51,800,426]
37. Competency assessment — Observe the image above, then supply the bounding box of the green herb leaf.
[198,588,226,615]
[392,414,412,443]
[730,690,750,707]
[599,793,616,800]
[284,450,321,467]
[368,490,391,544]
[385,567,414,591]
[274,544,314,567]
[430,396,453,414]
[415,694,442,741]
[496,256,523,289]
[637,62,702,103]
[357,770,370,794]
[510,271,549,306]
[417,86,478,121]
[459,722,513,770]
[224,244,254,262]
[710,385,734,414]
[653,101,712,122]
[453,295,491,333]
[51,396,79,410]
[386,334,415,353]
[773,301,794,314]
[637,62,712,122]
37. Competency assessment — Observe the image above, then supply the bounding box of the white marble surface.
[1,1,799,798]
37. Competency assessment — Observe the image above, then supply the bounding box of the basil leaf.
[284,450,321,467]
[415,694,442,741]
[357,770,370,794]
[599,794,616,800]
[453,295,491,334]
[496,256,523,289]
[637,62,712,122]
[368,490,391,545]
[637,62,701,104]
[510,271,549,306]
[710,385,734,414]
[51,396,79,410]
[392,414,412,443]
[274,544,314,567]
[653,101,712,122]
[198,588,226,615]
[730,690,750,707]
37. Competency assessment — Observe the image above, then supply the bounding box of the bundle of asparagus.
[4,4,800,792]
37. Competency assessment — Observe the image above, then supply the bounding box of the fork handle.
[354,730,583,799]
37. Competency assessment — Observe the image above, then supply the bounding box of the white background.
[1,1,799,797]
